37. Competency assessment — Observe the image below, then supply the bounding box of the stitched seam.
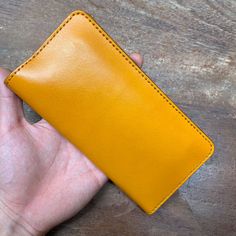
[146,147,213,214]
[5,11,214,213]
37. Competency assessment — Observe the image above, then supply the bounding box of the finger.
[34,53,144,129]
[0,68,24,128]
[130,53,143,67]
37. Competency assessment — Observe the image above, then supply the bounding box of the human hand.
[0,53,143,235]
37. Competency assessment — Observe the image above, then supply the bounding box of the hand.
[0,53,143,235]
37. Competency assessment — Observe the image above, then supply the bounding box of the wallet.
[5,10,214,214]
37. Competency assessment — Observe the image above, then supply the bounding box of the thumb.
[0,68,24,129]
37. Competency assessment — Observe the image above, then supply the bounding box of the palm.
[0,54,142,234]
[0,117,106,233]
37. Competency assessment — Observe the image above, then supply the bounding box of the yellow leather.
[5,10,214,214]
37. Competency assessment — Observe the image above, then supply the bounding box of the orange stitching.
[5,11,214,214]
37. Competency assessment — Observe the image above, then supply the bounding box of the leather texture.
[5,10,214,214]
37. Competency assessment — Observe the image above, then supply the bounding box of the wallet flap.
[5,10,214,214]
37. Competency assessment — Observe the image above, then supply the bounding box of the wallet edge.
[146,142,214,214]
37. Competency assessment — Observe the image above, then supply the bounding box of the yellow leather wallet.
[5,10,214,214]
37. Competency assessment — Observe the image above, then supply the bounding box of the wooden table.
[0,1,235,235]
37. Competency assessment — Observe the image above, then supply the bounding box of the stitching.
[5,11,214,214]
[146,145,214,214]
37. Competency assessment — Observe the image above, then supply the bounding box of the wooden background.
[0,0,235,235]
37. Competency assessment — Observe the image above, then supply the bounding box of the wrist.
[0,200,43,236]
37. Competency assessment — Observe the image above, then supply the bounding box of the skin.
[0,53,143,235]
